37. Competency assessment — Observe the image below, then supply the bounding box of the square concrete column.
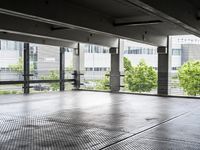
[157,46,169,95]
[110,47,120,92]
[60,47,65,91]
[73,43,84,89]
[23,43,30,94]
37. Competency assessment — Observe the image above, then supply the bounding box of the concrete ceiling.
[65,0,149,18]
[0,0,198,47]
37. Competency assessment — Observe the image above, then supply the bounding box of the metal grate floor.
[0,91,200,150]
[0,112,128,150]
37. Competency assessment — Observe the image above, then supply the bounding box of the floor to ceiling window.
[120,39,158,94]
[169,35,200,97]
[0,39,75,95]
[81,43,111,91]
[0,40,24,94]
[29,43,60,93]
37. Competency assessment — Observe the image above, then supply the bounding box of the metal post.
[23,43,30,94]
[168,37,172,95]
[72,43,84,89]
[157,46,169,95]
[119,39,125,90]
[73,43,81,89]
[110,47,120,92]
[60,47,65,91]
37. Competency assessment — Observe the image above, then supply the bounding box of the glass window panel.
[0,40,24,81]
[29,43,60,81]
[82,43,110,91]
[121,39,158,94]
[169,35,200,97]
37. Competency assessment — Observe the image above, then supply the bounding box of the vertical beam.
[23,43,30,94]
[168,37,172,95]
[157,46,168,95]
[73,44,80,89]
[73,43,84,89]
[60,47,65,91]
[110,47,120,92]
[119,39,125,90]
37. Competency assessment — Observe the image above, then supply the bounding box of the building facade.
[0,35,200,82]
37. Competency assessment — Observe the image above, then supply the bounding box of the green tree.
[95,74,110,90]
[124,58,157,93]
[94,58,132,91]
[124,57,133,72]
[9,57,34,73]
[9,58,23,73]
[95,58,157,92]
[41,71,59,91]
[178,60,200,96]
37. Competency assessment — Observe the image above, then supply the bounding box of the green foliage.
[124,57,133,72]
[41,71,59,91]
[9,57,34,73]
[65,65,73,72]
[178,60,200,96]
[95,75,110,91]
[0,90,22,95]
[124,58,157,93]
[9,58,23,73]
[95,58,157,92]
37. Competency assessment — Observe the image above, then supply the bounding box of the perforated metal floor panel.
[0,91,200,150]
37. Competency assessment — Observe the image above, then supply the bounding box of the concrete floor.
[0,91,200,150]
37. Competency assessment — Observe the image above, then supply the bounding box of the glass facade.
[169,35,200,97]
[120,39,158,94]
[0,40,24,82]
[0,35,199,97]
[81,43,110,91]
[0,39,75,95]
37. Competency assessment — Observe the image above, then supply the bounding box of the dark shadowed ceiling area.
[0,0,199,46]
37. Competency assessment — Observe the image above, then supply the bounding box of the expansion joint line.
[100,111,189,150]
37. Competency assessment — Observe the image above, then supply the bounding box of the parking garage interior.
[0,0,200,149]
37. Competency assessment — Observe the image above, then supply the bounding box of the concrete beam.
[114,15,162,27]
[126,0,200,37]
[0,14,118,48]
[0,0,167,46]
[0,32,78,48]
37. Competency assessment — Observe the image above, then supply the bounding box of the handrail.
[0,79,75,85]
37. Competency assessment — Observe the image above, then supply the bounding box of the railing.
[0,71,76,94]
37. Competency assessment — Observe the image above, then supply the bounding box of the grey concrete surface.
[0,91,200,149]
